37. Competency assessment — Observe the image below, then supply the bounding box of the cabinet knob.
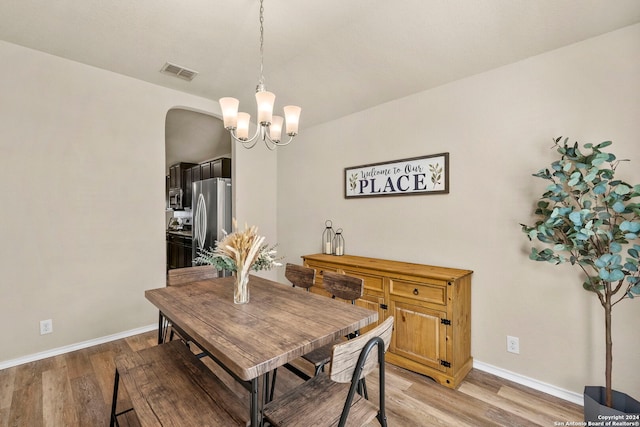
[413,288,419,295]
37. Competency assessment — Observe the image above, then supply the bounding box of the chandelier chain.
[258,0,265,86]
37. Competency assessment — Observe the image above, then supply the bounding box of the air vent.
[160,62,198,81]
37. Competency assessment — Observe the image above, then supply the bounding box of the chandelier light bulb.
[255,90,275,125]
[236,112,251,140]
[270,116,284,142]
[283,105,301,136]
[219,97,239,129]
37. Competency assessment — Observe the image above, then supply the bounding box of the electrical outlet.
[507,335,519,354]
[40,319,53,335]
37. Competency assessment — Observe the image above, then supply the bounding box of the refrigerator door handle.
[195,193,207,250]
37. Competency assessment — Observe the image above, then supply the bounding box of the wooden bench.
[110,340,249,427]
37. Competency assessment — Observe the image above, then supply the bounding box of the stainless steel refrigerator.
[192,178,232,267]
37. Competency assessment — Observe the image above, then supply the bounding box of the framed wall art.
[344,153,449,198]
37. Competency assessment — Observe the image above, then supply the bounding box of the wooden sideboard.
[302,253,473,388]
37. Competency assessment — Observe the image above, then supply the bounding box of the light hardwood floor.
[0,330,583,426]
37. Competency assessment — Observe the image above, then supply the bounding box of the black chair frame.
[338,335,388,427]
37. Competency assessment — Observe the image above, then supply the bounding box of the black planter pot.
[584,386,640,421]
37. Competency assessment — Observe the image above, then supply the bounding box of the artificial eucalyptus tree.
[521,137,640,408]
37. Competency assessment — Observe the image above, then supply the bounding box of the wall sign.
[344,153,449,198]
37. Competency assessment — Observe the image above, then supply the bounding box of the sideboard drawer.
[389,279,446,305]
[304,261,337,282]
[342,269,384,292]
[305,261,338,277]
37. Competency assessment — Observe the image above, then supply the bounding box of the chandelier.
[219,0,301,150]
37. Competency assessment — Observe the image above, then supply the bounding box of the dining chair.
[284,262,316,291]
[167,264,219,286]
[263,316,394,427]
[302,271,364,376]
[163,265,218,345]
[270,263,317,398]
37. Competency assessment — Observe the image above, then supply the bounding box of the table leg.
[157,312,164,344]
[250,377,259,427]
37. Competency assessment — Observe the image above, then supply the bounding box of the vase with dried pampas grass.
[195,219,281,303]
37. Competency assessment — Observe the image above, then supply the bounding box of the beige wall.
[0,40,279,362]
[232,135,279,282]
[276,24,640,398]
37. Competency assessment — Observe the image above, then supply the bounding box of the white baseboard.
[473,360,584,406]
[0,324,157,370]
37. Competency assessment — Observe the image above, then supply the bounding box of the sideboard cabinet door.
[389,299,448,372]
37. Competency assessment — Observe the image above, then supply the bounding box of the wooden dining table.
[145,274,378,427]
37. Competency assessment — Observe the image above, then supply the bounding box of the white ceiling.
[1,0,639,130]
[164,109,230,172]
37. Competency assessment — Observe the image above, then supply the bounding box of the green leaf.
[611,254,622,266]
[594,184,607,194]
[613,201,626,213]
[529,249,540,261]
[583,278,603,292]
[598,268,610,281]
[599,211,611,220]
[596,140,612,149]
[610,242,622,253]
[620,221,640,233]
[584,170,597,182]
[569,211,582,226]
[596,254,612,268]
[609,269,625,281]
[614,184,631,195]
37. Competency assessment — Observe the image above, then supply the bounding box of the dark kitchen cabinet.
[169,164,183,189]
[211,158,231,178]
[167,233,193,270]
[190,158,231,183]
[183,167,194,209]
[200,161,212,180]
[169,162,196,209]
[169,165,177,189]
[191,164,201,182]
